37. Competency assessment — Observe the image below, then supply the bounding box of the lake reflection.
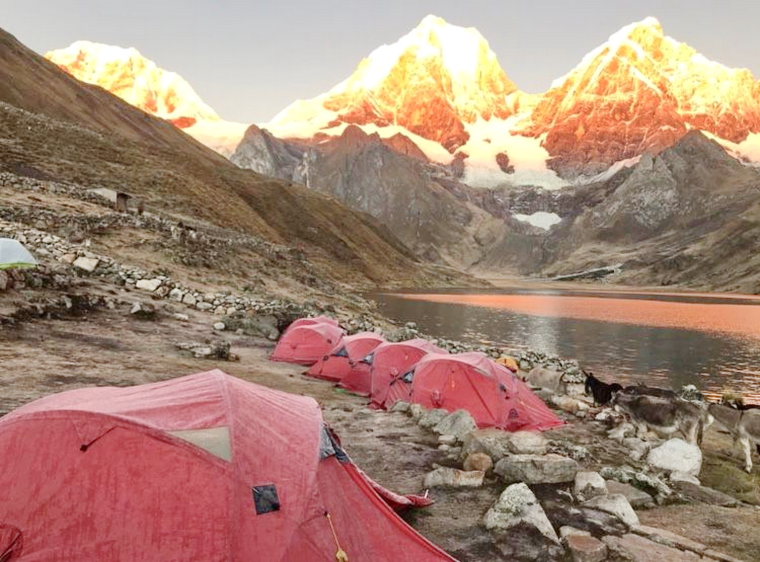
[373,290,760,401]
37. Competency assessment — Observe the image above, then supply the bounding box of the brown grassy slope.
[0,28,438,287]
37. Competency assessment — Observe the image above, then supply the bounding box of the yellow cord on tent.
[325,512,349,561]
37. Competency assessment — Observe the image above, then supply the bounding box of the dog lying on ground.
[611,392,712,445]
[584,372,623,406]
[709,402,760,471]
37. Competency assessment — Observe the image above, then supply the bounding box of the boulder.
[603,534,700,561]
[647,438,702,476]
[599,466,673,501]
[389,401,410,414]
[182,293,197,306]
[559,526,590,539]
[72,256,99,272]
[605,480,654,509]
[169,288,184,301]
[423,466,484,488]
[409,403,425,420]
[527,366,565,393]
[418,408,449,429]
[574,471,607,502]
[669,471,700,486]
[433,410,477,440]
[622,437,651,461]
[463,452,493,473]
[495,454,578,484]
[461,428,546,463]
[129,302,156,320]
[671,481,739,507]
[483,482,559,543]
[438,434,457,446]
[135,278,161,292]
[565,534,608,562]
[582,494,639,527]
[631,524,707,555]
[542,501,629,537]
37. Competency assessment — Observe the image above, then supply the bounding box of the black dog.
[584,372,623,406]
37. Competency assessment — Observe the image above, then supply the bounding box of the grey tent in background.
[0,239,38,270]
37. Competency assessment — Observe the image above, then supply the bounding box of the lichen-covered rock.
[483,482,559,543]
[495,454,578,484]
[418,408,449,429]
[574,471,607,502]
[423,466,484,488]
[433,409,477,440]
[582,494,640,527]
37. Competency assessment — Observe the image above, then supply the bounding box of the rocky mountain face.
[232,124,506,266]
[0,27,456,289]
[478,132,760,292]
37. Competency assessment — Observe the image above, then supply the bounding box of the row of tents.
[271,316,563,432]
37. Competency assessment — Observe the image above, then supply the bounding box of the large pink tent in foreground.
[368,339,446,409]
[270,321,344,365]
[0,371,453,561]
[410,352,564,431]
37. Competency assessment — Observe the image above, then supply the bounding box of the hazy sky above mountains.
[6,0,760,124]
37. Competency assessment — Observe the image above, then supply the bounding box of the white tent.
[0,238,38,269]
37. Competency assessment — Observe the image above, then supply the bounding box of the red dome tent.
[368,339,446,409]
[307,332,385,383]
[286,315,340,330]
[409,352,563,431]
[271,321,344,365]
[0,371,453,561]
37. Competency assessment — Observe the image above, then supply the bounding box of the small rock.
[72,256,99,272]
[196,302,213,311]
[550,394,588,414]
[565,534,608,562]
[390,401,410,414]
[670,481,739,507]
[605,480,654,509]
[463,452,493,473]
[647,438,702,476]
[483,482,559,543]
[505,430,549,455]
[559,526,591,539]
[582,494,639,527]
[603,533,700,561]
[438,434,457,446]
[669,471,700,486]
[213,322,226,331]
[129,302,156,320]
[423,466,484,488]
[0,270,8,291]
[433,410,477,440]
[60,253,77,264]
[607,422,636,441]
[173,313,190,322]
[495,454,578,484]
[182,293,197,306]
[169,288,184,301]
[135,278,161,292]
[623,437,651,461]
[409,403,425,420]
[574,471,607,502]
[418,408,449,429]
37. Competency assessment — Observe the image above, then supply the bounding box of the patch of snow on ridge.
[461,117,568,189]
[513,212,562,230]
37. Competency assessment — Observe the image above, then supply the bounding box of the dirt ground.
[3,298,760,561]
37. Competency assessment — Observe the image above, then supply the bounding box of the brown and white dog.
[611,392,712,445]
[708,403,760,473]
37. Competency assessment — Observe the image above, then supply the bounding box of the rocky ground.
[2,173,760,561]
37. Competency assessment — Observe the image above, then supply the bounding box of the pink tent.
[368,339,445,409]
[286,316,340,331]
[409,352,563,431]
[271,322,344,365]
[307,332,385,383]
[0,371,453,561]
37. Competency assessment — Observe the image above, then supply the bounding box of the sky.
[5,0,760,124]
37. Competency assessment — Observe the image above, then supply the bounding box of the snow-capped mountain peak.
[267,14,517,152]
